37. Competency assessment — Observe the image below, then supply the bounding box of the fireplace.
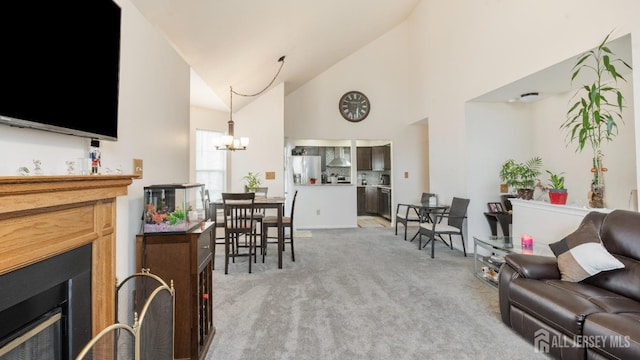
[0,175,134,359]
[0,244,92,358]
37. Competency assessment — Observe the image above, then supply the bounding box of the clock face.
[339,91,370,122]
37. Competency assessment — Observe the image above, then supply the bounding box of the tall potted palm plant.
[561,31,632,208]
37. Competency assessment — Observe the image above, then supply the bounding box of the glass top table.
[473,235,554,288]
[474,235,553,256]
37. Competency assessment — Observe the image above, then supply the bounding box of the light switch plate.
[265,171,276,180]
[133,159,143,179]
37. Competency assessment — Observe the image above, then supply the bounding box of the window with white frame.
[195,129,226,201]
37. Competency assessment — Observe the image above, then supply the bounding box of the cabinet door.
[357,187,365,214]
[372,146,391,171]
[357,147,372,171]
[372,146,384,171]
[382,146,391,170]
[365,187,378,213]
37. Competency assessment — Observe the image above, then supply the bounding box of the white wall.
[229,84,286,197]
[285,22,429,216]
[407,0,640,252]
[0,0,194,281]
[465,102,534,240]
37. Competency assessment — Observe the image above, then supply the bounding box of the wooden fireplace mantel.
[0,174,137,335]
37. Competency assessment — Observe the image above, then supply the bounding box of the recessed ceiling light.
[520,92,539,102]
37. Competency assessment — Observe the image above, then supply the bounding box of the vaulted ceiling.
[130,0,421,110]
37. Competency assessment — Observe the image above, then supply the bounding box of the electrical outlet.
[133,159,143,179]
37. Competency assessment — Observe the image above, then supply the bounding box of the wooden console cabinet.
[136,222,215,360]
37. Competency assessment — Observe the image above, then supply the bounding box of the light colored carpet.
[207,228,549,360]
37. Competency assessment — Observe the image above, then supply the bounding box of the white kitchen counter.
[293,184,357,229]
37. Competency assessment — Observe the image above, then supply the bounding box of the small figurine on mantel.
[90,139,101,175]
[33,159,43,175]
[65,160,76,175]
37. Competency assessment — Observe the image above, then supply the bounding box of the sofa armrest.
[504,253,560,280]
[498,254,560,327]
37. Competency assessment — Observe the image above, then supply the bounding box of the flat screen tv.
[0,0,121,141]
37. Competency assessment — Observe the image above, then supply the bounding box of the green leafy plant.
[242,171,262,191]
[168,207,185,225]
[546,170,566,190]
[561,31,631,188]
[499,157,543,191]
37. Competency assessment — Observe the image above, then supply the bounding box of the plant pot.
[517,188,534,200]
[549,189,568,205]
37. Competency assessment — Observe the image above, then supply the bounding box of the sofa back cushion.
[584,210,640,302]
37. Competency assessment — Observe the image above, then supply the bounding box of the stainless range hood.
[327,147,351,167]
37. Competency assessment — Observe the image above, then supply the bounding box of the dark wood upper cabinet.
[357,147,372,171]
[372,145,391,171]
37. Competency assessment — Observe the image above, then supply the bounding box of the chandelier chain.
[231,56,286,98]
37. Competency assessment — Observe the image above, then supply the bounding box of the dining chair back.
[210,201,226,270]
[419,197,470,258]
[262,190,298,262]
[395,192,435,240]
[222,192,258,274]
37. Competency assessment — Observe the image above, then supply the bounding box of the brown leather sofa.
[499,210,640,359]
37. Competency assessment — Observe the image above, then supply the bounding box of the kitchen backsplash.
[358,171,391,186]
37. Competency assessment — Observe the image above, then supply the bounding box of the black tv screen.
[0,0,121,141]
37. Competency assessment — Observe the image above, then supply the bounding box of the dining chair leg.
[460,234,467,257]
[290,229,295,262]
[212,234,217,270]
[224,235,230,275]
[431,233,436,259]
[248,234,252,274]
[261,227,266,263]
[253,232,258,264]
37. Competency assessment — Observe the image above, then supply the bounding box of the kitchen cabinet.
[136,222,215,360]
[358,186,392,218]
[372,145,391,171]
[365,187,378,213]
[357,187,365,215]
[357,147,372,171]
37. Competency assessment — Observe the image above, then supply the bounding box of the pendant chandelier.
[216,56,286,151]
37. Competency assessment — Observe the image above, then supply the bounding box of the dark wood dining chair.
[210,201,226,270]
[262,190,298,262]
[245,185,268,249]
[222,192,258,274]
[419,197,470,258]
[395,192,434,240]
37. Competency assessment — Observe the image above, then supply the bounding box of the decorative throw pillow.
[548,221,625,282]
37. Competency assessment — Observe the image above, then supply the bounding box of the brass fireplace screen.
[75,270,175,360]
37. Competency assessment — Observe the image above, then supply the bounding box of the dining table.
[400,202,450,243]
[211,196,287,269]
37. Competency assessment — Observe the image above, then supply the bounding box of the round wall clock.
[339,91,370,122]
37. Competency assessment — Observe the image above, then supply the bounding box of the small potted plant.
[499,157,543,200]
[546,170,568,205]
[242,171,262,192]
